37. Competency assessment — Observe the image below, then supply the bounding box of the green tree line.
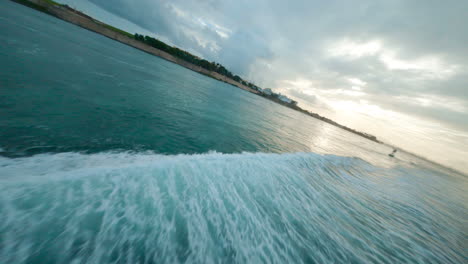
[134,34,259,90]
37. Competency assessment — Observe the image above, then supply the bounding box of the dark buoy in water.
[389,149,397,157]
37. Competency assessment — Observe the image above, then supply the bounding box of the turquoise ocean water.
[0,1,466,263]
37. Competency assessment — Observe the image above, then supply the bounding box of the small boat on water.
[389,149,397,157]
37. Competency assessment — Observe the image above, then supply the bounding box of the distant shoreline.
[12,0,382,144]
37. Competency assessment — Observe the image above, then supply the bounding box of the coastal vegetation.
[103,24,133,38]
[134,34,259,91]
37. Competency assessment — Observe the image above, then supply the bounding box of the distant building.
[263,88,273,95]
[278,94,292,104]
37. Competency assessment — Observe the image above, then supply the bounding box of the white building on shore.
[278,94,292,104]
[263,88,273,95]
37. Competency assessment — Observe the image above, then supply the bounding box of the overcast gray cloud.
[60,0,468,168]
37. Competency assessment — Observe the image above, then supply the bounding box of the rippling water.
[0,1,467,263]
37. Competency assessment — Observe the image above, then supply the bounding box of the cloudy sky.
[59,0,468,172]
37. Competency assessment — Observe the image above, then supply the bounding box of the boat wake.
[0,151,466,263]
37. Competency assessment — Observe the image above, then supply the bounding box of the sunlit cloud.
[328,39,382,59]
[379,53,459,80]
[327,37,460,83]
[331,100,392,118]
[348,77,367,86]
[211,23,232,39]
[281,78,314,90]
[180,28,221,53]
[395,94,468,113]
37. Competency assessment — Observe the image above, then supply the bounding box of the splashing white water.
[0,152,466,263]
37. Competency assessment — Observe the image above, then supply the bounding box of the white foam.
[0,151,465,263]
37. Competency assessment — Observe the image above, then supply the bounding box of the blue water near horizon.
[0,1,467,263]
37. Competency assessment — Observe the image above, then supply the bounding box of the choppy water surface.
[0,1,467,263]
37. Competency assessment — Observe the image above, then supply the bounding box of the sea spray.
[0,152,466,263]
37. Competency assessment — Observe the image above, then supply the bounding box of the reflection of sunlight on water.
[310,123,332,153]
[328,101,468,173]
[277,75,468,174]
[284,92,468,173]
[306,122,397,170]
[331,100,395,120]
